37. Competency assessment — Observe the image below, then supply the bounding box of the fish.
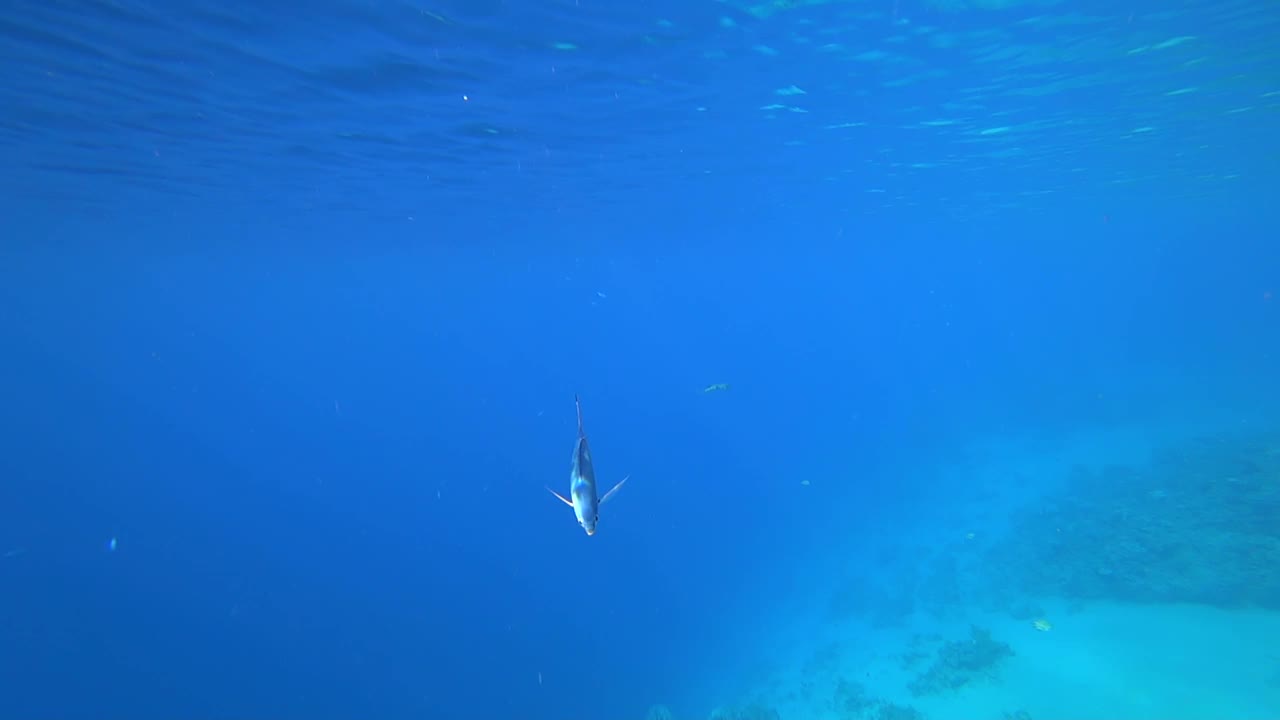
[703,383,730,393]
[547,394,628,536]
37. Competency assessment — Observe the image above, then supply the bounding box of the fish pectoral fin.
[546,486,574,508]
[600,475,629,505]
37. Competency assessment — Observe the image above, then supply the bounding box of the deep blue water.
[2,1,1278,719]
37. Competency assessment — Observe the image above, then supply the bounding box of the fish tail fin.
[574,393,585,437]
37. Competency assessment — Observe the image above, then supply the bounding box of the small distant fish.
[107,537,118,552]
[703,383,730,393]
[547,395,628,536]
[1032,618,1052,632]
[2,548,25,559]
[800,480,811,486]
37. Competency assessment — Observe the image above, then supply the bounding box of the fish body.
[548,395,628,536]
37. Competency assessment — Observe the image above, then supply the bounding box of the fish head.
[574,500,600,536]
[571,488,600,536]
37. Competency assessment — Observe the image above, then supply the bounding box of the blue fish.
[547,395,628,536]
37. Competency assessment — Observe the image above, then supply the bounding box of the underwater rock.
[907,625,1013,697]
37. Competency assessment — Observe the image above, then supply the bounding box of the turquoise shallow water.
[671,418,1280,720]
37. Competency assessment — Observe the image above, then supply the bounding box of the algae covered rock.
[907,625,1013,697]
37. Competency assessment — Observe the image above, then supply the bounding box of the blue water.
[2,1,1278,719]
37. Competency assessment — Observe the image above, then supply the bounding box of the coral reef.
[834,678,876,716]
[897,632,943,672]
[830,678,925,719]
[712,431,1280,720]
[907,625,1013,697]
[823,430,1280,634]
[985,432,1280,608]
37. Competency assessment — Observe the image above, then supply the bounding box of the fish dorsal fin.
[600,475,629,505]
[546,486,574,507]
